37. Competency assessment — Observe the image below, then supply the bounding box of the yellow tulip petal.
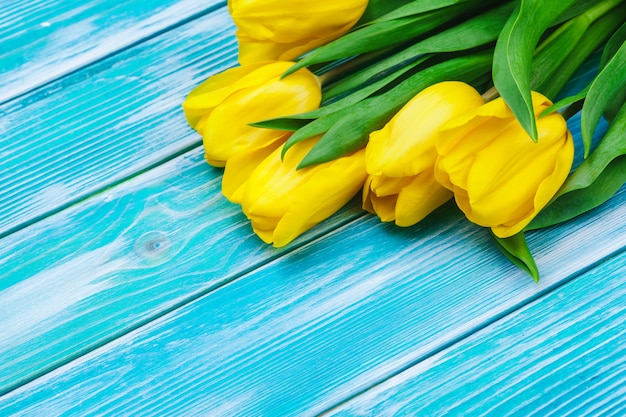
[222,134,288,203]
[438,91,551,148]
[362,176,375,213]
[205,154,226,168]
[435,116,517,193]
[230,0,367,63]
[369,193,398,223]
[435,91,573,237]
[237,38,296,65]
[370,175,414,197]
[204,93,290,166]
[366,82,484,178]
[532,130,575,212]
[249,215,279,244]
[271,149,366,247]
[363,175,399,222]
[440,94,513,133]
[491,126,574,238]
[529,91,553,117]
[249,214,280,231]
[241,138,321,218]
[395,174,453,227]
[232,0,367,43]
[182,62,270,129]
[466,114,570,227]
[200,63,321,165]
[275,22,357,62]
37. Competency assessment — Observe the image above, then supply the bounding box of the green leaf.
[564,100,626,195]
[542,11,626,98]
[368,0,476,24]
[285,1,484,76]
[493,0,578,141]
[310,56,429,117]
[581,39,626,157]
[250,118,310,131]
[257,55,429,135]
[297,51,493,168]
[600,22,626,68]
[540,85,589,117]
[355,0,413,27]
[600,22,626,121]
[530,16,589,95]
[324,2,514,100]
[529,100,626,229]
[540,6,626,100]
[528,156,626,230]
[531,0,624,98]
[552,0,604,24]
[490,231,539,282]
[257,58,430,157]
[281,108,354,158]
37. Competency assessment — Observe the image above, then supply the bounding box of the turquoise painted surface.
[0,147,364,394]
[328,251,626,416]
[0,0,226,103]
[0,0,624,415]
[0,186,623,414]
[0,8,237,236]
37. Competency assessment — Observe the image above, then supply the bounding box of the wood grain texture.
[1,4,623,414]
[1,184,623,416]
[0,0,225,103]
[0,147,364,395]
[0,8,237,237]
[327,251,626,417]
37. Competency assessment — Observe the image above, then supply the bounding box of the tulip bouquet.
[183,0,626,280]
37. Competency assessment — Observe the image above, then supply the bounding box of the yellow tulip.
[364,81,485,226]
[182,61,321,167]
[226,137,367,247]
[229,0,368,64]
[221,133,287,202]
[434,92,574,238]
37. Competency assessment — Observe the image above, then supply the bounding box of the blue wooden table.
[0,1,624,415]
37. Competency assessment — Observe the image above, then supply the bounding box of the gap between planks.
[318,247,626,416]
[0,184,624,414]
[0,145,369,396]
[322,251,626,416]
[0,5,237,239]
[0,140,199,241]
[0,1,227,107]
[0,208,370,397]
[1,2,623,411]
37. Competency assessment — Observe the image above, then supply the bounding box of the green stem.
[538,3,626,98]
[583,0,625,22]
[534,2,626,99]
[316,46,401,86]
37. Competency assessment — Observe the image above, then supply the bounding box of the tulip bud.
[182,61,321,167]
[434,92,575,238]
[227,137,367,247]
[364,81,485,226]
[221,134,287,202]
[229,0,368,64]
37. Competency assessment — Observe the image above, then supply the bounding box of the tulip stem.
[582,0,625,23]
[481,86,500,102]
[317,46,400,86]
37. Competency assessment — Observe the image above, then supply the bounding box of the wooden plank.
[0,0,225,103]
[0,183,623,415]
[0,16,603,240]
[327,251,626,417]
[0,147,365,395]
[0,8,237,237]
